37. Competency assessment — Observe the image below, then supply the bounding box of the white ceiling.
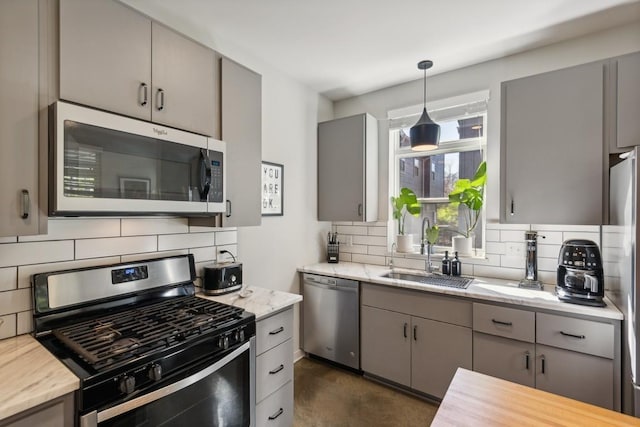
[124,0,640,101]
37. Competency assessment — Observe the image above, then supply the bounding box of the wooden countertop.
[0,334,79,421]
[432,368,640,426]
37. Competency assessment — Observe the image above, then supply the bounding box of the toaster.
[203,262,243,295]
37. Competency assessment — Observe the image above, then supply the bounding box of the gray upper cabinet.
[0,0,44,237]
[59,0,215,136]
[59,0,152,121]
[221,57,262,227]
[150,23,215,136]
[318,114,378,222]
[616,51,640,149]
[500,61,605,225]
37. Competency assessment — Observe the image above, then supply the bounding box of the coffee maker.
[556,239,605,307]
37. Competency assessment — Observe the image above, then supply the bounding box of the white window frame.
[388,91,489,256]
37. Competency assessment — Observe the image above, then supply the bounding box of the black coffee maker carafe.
[556,239,605,307]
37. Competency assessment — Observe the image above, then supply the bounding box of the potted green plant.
[390,187,421,252]
[448,161,487,255]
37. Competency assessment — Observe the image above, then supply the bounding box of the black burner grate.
[52,296,244,370]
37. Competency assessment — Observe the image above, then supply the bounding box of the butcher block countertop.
[433,368,640,426]
[0,334,79,421]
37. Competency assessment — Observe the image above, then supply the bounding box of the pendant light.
[410,60,440,151]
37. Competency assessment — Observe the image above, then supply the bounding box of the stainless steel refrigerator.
[607,147,640,415]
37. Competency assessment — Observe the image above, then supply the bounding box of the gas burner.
[111,337,140,356]
[94,322,121,342]
[192,314,213,327]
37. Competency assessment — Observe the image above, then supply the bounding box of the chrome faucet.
[420,217,430,255]
[389,242,397,269]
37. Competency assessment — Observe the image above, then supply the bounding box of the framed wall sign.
[261,161,283,216]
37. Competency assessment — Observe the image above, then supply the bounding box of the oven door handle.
[80,340,251,427]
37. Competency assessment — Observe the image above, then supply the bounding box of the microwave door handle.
[199,149,212,201]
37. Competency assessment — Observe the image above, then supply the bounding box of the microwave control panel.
[209,150,224,203]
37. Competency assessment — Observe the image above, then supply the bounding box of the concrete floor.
[294,357,438,427]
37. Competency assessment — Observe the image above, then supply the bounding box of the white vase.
[452,236,473,256]
[396,234,414,253]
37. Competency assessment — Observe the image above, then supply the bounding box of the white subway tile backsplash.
[0,237,17,244]
[16,311,32,335]
[465,253,501,267]
[0,240,74,268]
[485,242,505,255]
[76,236,157,259]
[562,231,600,244]
[19,218,121,242]
[122,218,189,236]
[367,226,387,237]
[537,257,559,272]
[353,235,386,247]
[336,225,367,236]
[216,244,238,262]
[474,265,523,281]
[537,244,562,259]
[485,229,500,242]
[500,230,530,242]
[391,257,425,270]
[120,250,188,264]
[340,245,367,255]
[538,232,563,245]
[0,315,16,340]
[18,257,121,289]
[532,224,600,233]
[461,263,474,276]
[504,242,525,257]
[368,246,387,256]
[486,222,529,230]
[158,233,214,251]
[0,268,16,292]
[351,254,386,266]
[189,246,217,264]
[339,253,352,262]
[0,288,31,316]
[215,230,238,246]
[501,255,526,269]
[538,271,557,284]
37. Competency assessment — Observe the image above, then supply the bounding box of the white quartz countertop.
[298,262,623,321]
[199,285,302,320]
[0,335,79,421]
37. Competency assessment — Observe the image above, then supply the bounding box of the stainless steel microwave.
[49,102,226,216]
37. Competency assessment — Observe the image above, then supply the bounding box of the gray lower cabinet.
[500,60,605,225]
[59,0,216,136]
[0,393,73,427]
[615,51,640,149]
[0,0,45,237]
[221,57,262,227]
[473,332,535,387]
[361,283,472,399]
[255,308,294,427]
[318,114,378,222]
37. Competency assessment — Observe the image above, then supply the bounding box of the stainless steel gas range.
[32,254,255,427]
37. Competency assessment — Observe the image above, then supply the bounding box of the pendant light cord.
[423,67,427,109]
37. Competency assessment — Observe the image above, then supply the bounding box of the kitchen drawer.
[362,283,472,327]
[473,303,535,343]
[256,338,293,402]
[255,381,293,427]
[536,313,614,359]
[256,308,293,355]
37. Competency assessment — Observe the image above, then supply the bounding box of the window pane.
[398,116,483,148]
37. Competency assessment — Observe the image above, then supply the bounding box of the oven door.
[80,338,256,427]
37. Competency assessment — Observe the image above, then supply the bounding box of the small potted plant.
[448,161,487,255]
[390,187,421,252]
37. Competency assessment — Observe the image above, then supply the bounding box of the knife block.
[327,242,339,263]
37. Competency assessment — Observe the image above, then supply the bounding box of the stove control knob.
[235,328,245,342]
[119,375,136,395]
[148,364,162,382]
[223,336,230,350]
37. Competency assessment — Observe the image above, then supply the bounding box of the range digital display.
[111,265,149,284]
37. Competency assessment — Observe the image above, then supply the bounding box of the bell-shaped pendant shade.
[410,107,440,151]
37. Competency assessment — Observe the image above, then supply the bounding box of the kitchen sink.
[382,272,473,289]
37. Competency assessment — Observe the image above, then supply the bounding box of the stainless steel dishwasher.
[302,273,360,370]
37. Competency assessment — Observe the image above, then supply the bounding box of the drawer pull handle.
[403,322,408,338]
[139,82,148,106]
[541,354,546,374]
[21,189,30,219]
[560,331,586,339]
[413,325,417,341]
[269,364,284,375]
[491,319,513,326]
[268,408,284,421]
[525,351,530,370]
[269,326,284,335]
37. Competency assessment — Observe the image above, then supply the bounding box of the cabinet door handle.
[403,322,408,338]
[269,364,284,375]
[541,355,546,374]
[357,203,363,217]
[225,200,231,218]
[269,326,284,335]
[491,319,513,326]
[560,331,586,339]
[413,325,417,341]
[510,199,515,216]
[156,88,165,111]
[21,189,30,219]
[139,83,148,106]
[268,408,284,421]
[525,351,530,370]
